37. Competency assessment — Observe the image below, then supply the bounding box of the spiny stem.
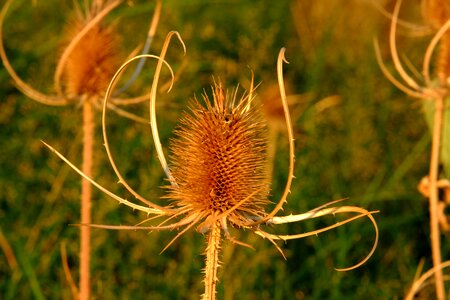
[80,98,94,300]
[203,222,221,300]
[428,95,445,300]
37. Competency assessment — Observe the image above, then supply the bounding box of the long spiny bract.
[166,82,271,230]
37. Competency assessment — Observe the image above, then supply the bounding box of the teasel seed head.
[166,82,271,228]
[63,20,118,98]
[422,0,450,84]
[422,0,450,30]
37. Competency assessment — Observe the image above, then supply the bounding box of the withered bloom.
[167,83,271,231]
[62,20,118,99]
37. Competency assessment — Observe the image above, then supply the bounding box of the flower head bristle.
[63,20,118,98]
[167,82,271,228]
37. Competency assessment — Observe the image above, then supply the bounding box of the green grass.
[0,0,444,299]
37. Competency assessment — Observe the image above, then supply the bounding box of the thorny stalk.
[203,221,221,300]
[428,93,446,300]
[427,12,449,296]
[80,97,94,300]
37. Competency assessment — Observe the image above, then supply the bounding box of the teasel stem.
[203,221,221,300]
[428,17,449,299]
[80,96,94,300]
[428,93,445,300]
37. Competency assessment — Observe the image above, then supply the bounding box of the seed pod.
[422,0,450,84]
[422,0,450,30]
[63,21,119,98]
[167,82,271,229]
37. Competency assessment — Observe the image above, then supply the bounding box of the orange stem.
[202,222,221,300]
[429,95,445,300]
[80,99,94,300]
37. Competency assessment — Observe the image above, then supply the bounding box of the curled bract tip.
[259,204,379,272]
[169,30,187,56]
[279,47,289,64]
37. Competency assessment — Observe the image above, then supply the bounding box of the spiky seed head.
[422,0,450,30]
[63,21,118,98]
[167,82,271,227]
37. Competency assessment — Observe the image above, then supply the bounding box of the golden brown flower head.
[421,0,450,84]
[422,0,450,30]
[167,82,271,227]
[63,21,118,98]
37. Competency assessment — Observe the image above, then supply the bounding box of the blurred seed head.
[422,0,450,30]
[62,20,119,99]
[421,0,450,85]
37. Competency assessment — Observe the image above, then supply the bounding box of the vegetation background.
[0,0,445,299]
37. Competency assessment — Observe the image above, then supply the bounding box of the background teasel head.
[0,0,162,112]
[61,17,119,99]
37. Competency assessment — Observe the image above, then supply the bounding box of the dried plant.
[0,0,162,299]
[44,31,379,299]
[375,0,450,298]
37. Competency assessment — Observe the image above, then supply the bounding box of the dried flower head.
[167,83,271,230]
[0,0,162,117]
[45,31,379,299]
[422,0,450,31]
[374,0,449,99]
[63,21,118,98]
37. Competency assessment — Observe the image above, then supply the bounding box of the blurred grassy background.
[0,0,446,299]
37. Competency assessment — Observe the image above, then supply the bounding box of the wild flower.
[0,0,162,298]
[374,0,450,298]
[44,31,379,299]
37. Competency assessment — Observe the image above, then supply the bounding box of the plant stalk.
[429,95,445,300]
[203,222,221,300]
[80,98,94,300]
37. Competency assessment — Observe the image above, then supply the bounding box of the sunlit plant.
[44,31,379,299]
[0,0,162,298]
[374,0,450,298]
